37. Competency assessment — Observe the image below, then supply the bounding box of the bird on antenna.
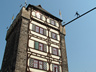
[75,11,80,17]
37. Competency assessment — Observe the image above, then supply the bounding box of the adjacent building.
[1,4,68,72]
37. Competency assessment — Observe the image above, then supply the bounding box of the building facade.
[1,4,68,72]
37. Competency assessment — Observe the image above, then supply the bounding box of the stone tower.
[1,4,68,72]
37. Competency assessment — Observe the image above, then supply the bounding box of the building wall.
[27,19,62,72]
[60,34,68,72]
[26,6,64,72]
[1,5,68,72]
[14,7,30,72]
[1,19,21,72]
[1,7,30,72]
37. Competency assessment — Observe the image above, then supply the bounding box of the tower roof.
[26,4,62,22]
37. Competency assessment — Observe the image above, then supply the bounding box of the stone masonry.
[1,7,30,72]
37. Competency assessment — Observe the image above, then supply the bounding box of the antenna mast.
[25,0,27,7]
[63,7,96,27]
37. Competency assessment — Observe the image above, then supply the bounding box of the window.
[29,58,47,70]
[32,11,36,16]
[44,29,46,36]
[36,26,39,33]
[44,44,47,52]
[35,11,46,21]
[52,64,59,72]
[29,58,34,67]
[34,41,47,52]
[49,19,56,26]
[32,24,46,35]
[52,32,57,40]
[43,62,47,70]
[34,60,38,68]
[36,12,41,19]
[35,41,39,50]
[51,20,56,25]
[40,27,44,34]
[40,14,43,20]
[47,18,50,23]
[51,20,54,25]
[39,43,43,51]
[52,48,58,55]
[32,24,36,31]
[39,61,43,69]
[42,15,46,21]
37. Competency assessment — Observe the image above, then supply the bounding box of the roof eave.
[26,4,63,22]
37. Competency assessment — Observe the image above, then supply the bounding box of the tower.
[1,4,68,72]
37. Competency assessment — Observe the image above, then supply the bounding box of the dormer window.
[32,11,36,16]
[51,20,56,26]
[36,12,41,19]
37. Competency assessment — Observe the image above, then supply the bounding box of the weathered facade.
[1,4,68,72]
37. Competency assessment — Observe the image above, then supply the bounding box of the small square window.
[51,20,55,25]
[52,48,58,55]
[32,11,36,16]
[54,21,56,26]
[39,61,43,69]
[40,14,43,20]
[42,16,46,21]
[53,64,59,72]
[36,12,41,19]
[29,58,34,67]
[39,43,43,51]
[52,32,57,40]
[44,44,47,52]
[40,27,44,34]
[32,24,36,31]
[34,41,39,50]
[36,26,39,33]
[47,18,50,23]
[34,60,38,68]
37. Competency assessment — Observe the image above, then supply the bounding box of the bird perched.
[75,11,80,17]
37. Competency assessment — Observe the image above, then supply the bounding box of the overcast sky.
[0,0,96,72]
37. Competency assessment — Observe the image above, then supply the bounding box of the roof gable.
[26,4,62,22]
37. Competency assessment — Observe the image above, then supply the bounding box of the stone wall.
[1,7,30,72]
[1,20,21,72]
[14,7,30,72]
[60,34,68,72]
[14,18,29,72]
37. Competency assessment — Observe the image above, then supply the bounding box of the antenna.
[25,0,27,7]
[59,10,62,19]
[11,14,14,24]
[63,7,96,27]
[20,0,27,7]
